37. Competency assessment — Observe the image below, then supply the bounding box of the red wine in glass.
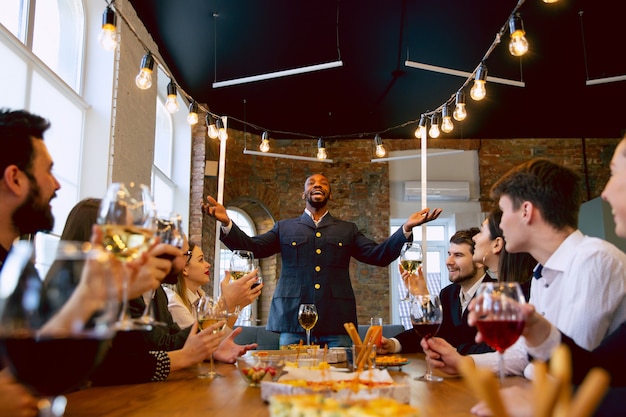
[413,322,441,340]
[410,295,443,382]
[475,320,525,353]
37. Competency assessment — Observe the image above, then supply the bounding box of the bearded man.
[203,173,442,347]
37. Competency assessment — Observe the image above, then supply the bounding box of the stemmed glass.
[297,304,318,346]
[134,212,184,328]
[0,240,118,417]
[97,182,157,331]
[399,242,423,300]
[229,250,254,281]
[474,282,526,384]
[195,295,227,379]
[410,294,443,382]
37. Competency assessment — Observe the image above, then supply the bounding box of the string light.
[206,114,219,138]
[441,104,454,133]
[317,138,327,160]
[470,63,488,101]
[135,52,154,90]
[429,114,441,138]
[187,101,199,125]
[165,81,180,113]
[453,91,467,121]
[98,6,118,51]
[414,115,427,138]
[508,14,529,57]
[215,117,228,140]
[260,131,270,152]
[374,134,386,157]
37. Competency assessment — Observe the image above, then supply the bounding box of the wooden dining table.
[64,353,529,416]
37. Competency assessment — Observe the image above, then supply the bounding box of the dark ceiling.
[128,0,626,140]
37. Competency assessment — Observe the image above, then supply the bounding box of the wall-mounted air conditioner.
[404,181,470,201]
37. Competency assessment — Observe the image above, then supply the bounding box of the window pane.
[154,102,173,177]
[152,172,174,215]
[0,38,28,109]
[0,1,24,39]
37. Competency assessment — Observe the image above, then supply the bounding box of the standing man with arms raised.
[203,173,442,347]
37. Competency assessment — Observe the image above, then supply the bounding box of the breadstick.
[355,326,376,370]
[568,367,610,417]
[533,361,560,417]
[458,357,510,417]
[343,322,362,346]
[550,345,572,417]
[357,326,380,370]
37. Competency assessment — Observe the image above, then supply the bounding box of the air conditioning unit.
[404,181,470,201]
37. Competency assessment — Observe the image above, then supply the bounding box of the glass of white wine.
[97,182,157,331]
[195,296,227,379]
[399,242,423,301]
[229,250,254,281]
[297,304,318,346]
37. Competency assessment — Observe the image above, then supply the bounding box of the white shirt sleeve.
[221,220,233,236]
[524,325,562,362]
[388,337,402,353]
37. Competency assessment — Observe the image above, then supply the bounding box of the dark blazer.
[394,275,496,354]
[222,213,411,335]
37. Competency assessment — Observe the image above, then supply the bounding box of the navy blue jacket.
[222,213,411,335]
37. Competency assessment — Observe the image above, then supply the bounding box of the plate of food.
[375,355,410,368]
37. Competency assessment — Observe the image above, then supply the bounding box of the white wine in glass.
[297,304,318,346]
[98,182,157,331]
[399,242,423,300]
[196,296,227,379]
[229,250,254,281]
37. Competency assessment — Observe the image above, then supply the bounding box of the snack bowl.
[236,355,285,387]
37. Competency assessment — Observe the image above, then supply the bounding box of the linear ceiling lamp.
[212,60,344,88]
[370,149,464,163]
[404,60,525,88]
[586,75,626,86]
[243,149,334,163]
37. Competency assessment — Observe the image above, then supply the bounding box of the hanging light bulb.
[317,138,327,160]
[135,53,154,90]
[374,134,386,157]
[205,114,218,138]
[415,115,427,138]
[509,14,529,57]
[187,101,199,125]
[164,81,180,113]
[215,116,228,140]
[453,91,467,121]
[429,114,441,138]
[542,0,558,4]
[98,6,119,51]
[470,63,488,101]
[441,105,454,133]
[260,131,270,152]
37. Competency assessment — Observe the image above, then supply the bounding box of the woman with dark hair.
[472,208,536,300]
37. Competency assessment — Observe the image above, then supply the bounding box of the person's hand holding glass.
[229,250,255,281]
[97,182,157,331]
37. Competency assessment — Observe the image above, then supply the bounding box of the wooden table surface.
[64,353,528,416]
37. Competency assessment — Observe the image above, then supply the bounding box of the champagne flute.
[0,240,118,417]
[410,294,443,382]
[297,304,318,346]
[97,182,157,331]
[195,295,227,379]
[399,242,423,300]
[134,213,184,328]
[229,250,254,281]
[474,282,526,384]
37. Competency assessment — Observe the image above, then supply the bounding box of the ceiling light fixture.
[429,114,441,138]
[404,60,524,88]
[470,63,488,101]
[374,134,386,158]
[414,115,427,138]
[206,114,219,138]
[135,52,154,90]
[508,14,529,57]
[187,101,199,125]
[165,81,180,113]
[98,6,118,51]
[317,138,328,161]
[215,116,228,140]
[370,149,464,163]
[453,91,467,121]
[260,131,270,153]
[212,60,344,88]
[441,104,454,133]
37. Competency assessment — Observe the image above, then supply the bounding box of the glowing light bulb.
[453,103,467,121]
[207,124,218,138]
[373,134,386,157]
[164,82,179,113]
[218,129,228,140]
[216,117,228,140]
[317,138,327,160]
[98,7,118,51]
[260,131,270,152]
[415,115,427,138]
[187,102,199,125]
[429,116,440,138]
[135,53,154,90]
[509,15,528,57]
[470,80,486,101]
[441,116,454,133]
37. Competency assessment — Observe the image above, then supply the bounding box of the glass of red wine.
[474,282,526,384]
[0,240,118,416]
[410,294,443,382]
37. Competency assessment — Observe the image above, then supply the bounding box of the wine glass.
[410,294,443,382]
[297,304,318,346]
[97,182,157,331]
[399,242,423,300]
[474,282,526,384]
[0,240,118,417]
[134,213,184,328]
[195,295,227,379]
[229,250,254,281]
